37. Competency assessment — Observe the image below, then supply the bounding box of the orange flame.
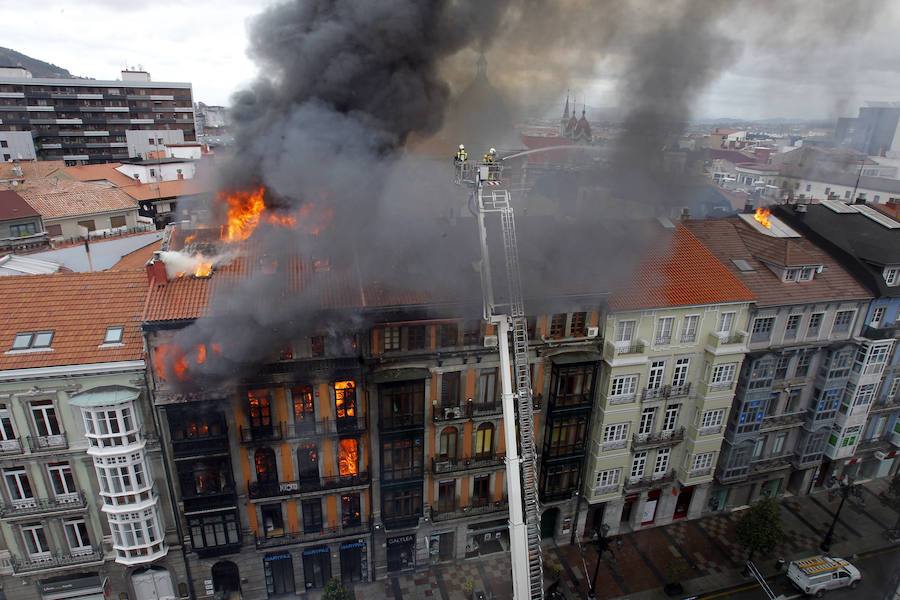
[153,344,189,382]
[211,343,222,355]
[221,186,266,242]
[193,262,213,277]
[754,207,772,229]
[338,439,359,476]
[196,344,207,364]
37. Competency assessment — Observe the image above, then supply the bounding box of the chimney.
[146,251,167,283]
[743,201,754,214]
[854,193,866,205]
[680,207,690,221]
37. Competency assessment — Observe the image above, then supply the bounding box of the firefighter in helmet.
[483,147,497,164]
[454,144,468,163]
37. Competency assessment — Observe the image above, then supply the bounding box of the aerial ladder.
[454,154,544,600]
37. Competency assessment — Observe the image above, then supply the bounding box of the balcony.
[749,454,793,476]
[284,417,366,438]
[602,339,647,365]
[669,382,692,398]
[717,465,749,484]
[641,386,668,401]
[430,498,508,522]
[861,323,898,341]
[248,472,370,500]
[382,514,422,530]
[855,435,892,454]
[703,380,735,395]
[600,439,627,452]
[632,427,685,450]
[0,492,86,518]
[239,424,283,444]
[706,331,748,355]
[624,469,675,492]
[182,487,237,514]
[697,425,723,437]
[379,413,425,431]
[686,466,713,479]
[792,450,823,469]
[607,392,636,406]
[0,439,23,455]
[12,546,104,574]
[592,483,620,496]
[255,521,371,549]
[432,454,505,475]
[25,432,68,452]
[171,433,229,457]
[760,411,806,432]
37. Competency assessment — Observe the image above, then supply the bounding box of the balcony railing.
[706,331,748,352]
[705,380,735,393]
[749,454,793,475]
[430,498,508,522]
[0,492,86,518]
[248,472,370,499]
[862,323,898,341]
[601,439,627,452]
[608,393,636,405]
[432,454,505,474]
[171,434,229,457]
[641,386,668,401]
[255,521,371,549]
[25,433,68,452]
[856,435,892,453]
[182,487,237,513]
[382,514,422,530]
[687,466,713,478]
[0,439,23,454]
[379,413,425,430]
[632,427,685,450]
[12,546,103,574]
[284,417,367,438]
[792,450,823,469]
[624,469,675,492]
[697,425,723,437]
[669,382,692,398]
[593,483,620,496]
[239,424,283,444]
[603,339,646,361]
[760,411,806,431]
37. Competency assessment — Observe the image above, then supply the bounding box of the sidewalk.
[356,478,900,600]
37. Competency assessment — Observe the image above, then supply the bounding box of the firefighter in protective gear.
[454,144,468,163]
[483,147,497,164]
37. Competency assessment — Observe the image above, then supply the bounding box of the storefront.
[302,546,332,589]
[640,490,661,525]
[386,534,416,572]
[340,539,367,583]
[429,532,455,563]
[263,552,295,597]
[466,519,507,557]
[38,575,109,600]
[673,486,693,520]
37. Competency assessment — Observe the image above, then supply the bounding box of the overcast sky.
[2,0,899,122]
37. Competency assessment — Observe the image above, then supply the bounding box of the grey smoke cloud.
[163,0,887,385]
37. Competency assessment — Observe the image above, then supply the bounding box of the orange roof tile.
[120,178,210,202]
[0,160,65,183]
[0,270,148,371]
[15,178,138,220]
[110,239,162,271]
[60,163,138,188]
[608,225,755,311]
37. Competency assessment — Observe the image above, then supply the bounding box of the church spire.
[563,90,570,120]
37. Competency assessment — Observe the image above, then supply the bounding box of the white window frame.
[887,378,900,399]
[671,357,690,387]
[4,467,33,503]
[884,266,899,286]
[852,383,877,407]
[662,405,679,432]
[48,462,77,498]
[807,313,824,337]
[751,316,775,339]
[654,317,674,345]
[610,374,638,398]
[692,452,714,471]
[30,400,61,437]
[638,407,656,436]
[614,320,636,344]
[653,448,670,475]
[711,363,737,385]
[716,311,735,334]
[831,310,855,334]
[680,315,700,343]
[871,307,885,326]
[64,518,92,554]
[772,432,787,456]
[630,451,647,480]
[595,468,621,490]
[798,267,815,281]
[21,523,50,559]
[647,360,666,390]
[784,314,802,337]
[603,423,629,444]
[700,409,724,428]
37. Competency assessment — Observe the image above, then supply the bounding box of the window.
[638,407,656,436]
[654,317,674,345]
[570,312,587,337]
[772,432,787,455]
[662,405,679,432]
[337,438,358,477]
[64,519,92,552]
[31,400,61,437]
[473,474,491,505]
[647,360,665,390]
[716,311,735,334]
[692,452,714,471]
[680,315,699,343]
[254,447,277,483]
[840,425,861,448]
[334,380,356,421]
[0,404,15,442]
[798,267,815,281]
[884,267,899,286]
[752,437,765,458]
[11,331,54,350]
[543,463,580,497]
[438,427,458,459]
[855,344,890,375]
[381,437,424,481]
[47,224,62,237]
[845,190,851,199]
[383,485,422,521]
[110,215,127,228]
[302,499,323,533]
[341,493,361,527]
[832,310,854,334]
[247,390,272,429]
[795,351,813,377]
[48,462,76,497]
[104,326,124,344]
[595,468,620,490]
[653,448,670,475]
[751,316,774,342]
[774,355,790,380]
[736,399,765,433]
[630,452,647,480]
[710,363,736,385]
[292,385,315,430]
[0,140,6,147]
[77,219,96,232]
[21,523,49,557]
[383,327,400,351]
[671,357,690,387]
[851,383,876,407]
[189,512,240,549]
[407,326,426,350]
[549,314,566,339]
[783,268,798,282]
[476,369,497,406]
[463,320,482,346]
[9,222,37,237]
[547,416,587,457]
[380,381,423,429]
[441,372,461,408]
[438,323,458,347]
[475,422,495,457]
[437,481,456,512]
[603,423,628,444]
[700,409,724,428]
[260,504,284,536]
[4,467,33,502]
[785,314,802,338]
[149,168,157,178]
[747,359,774,390]
[610,374,638,397]
[872,307,886,326]
[615,320,636,343]
[807,313,823,337]
[888,378,900,400]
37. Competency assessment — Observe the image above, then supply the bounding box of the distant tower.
[573,104,592,143]
[560,90,570,135]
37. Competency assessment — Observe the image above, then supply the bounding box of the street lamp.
[820,474,865,553]
[578,523,623,600]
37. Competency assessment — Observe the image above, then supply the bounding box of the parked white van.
[787,555,861,597]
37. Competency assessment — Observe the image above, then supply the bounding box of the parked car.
[787,555,861,597]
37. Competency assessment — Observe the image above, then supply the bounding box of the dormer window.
[885,266,899,287]
[782,266,818,282]
[103,326,124,344]
[11,331,54,351]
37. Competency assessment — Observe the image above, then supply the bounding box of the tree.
[323,578,353,600]
[735,496,784,563]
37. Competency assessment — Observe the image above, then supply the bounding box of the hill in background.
[0,47,73,78]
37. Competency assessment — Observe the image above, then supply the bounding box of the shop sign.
[388,534,415,546]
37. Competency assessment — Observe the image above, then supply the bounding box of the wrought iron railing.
[0,492,86,518]
[632,427,685,450]
[431,454,505,474]
[248,472,370,499]
[255,521,371,548]
[12,546,103,573]
[430,498,508,522]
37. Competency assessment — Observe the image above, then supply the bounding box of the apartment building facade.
[685,212,874,510]
[581,225,754,537]
[776,201,900,481]
[0,67,194,165]
[0,271,186,600]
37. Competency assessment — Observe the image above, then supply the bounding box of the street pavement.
[345,477,900,600]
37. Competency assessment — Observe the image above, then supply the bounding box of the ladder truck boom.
[455,157,544,600]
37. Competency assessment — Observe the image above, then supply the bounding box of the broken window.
[549,314,566,339]
[248,390,272,429]
[338,438,359,477]
[292,385,315,432]
[334,381,356,421]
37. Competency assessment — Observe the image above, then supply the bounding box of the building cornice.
[0,360,145,382]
